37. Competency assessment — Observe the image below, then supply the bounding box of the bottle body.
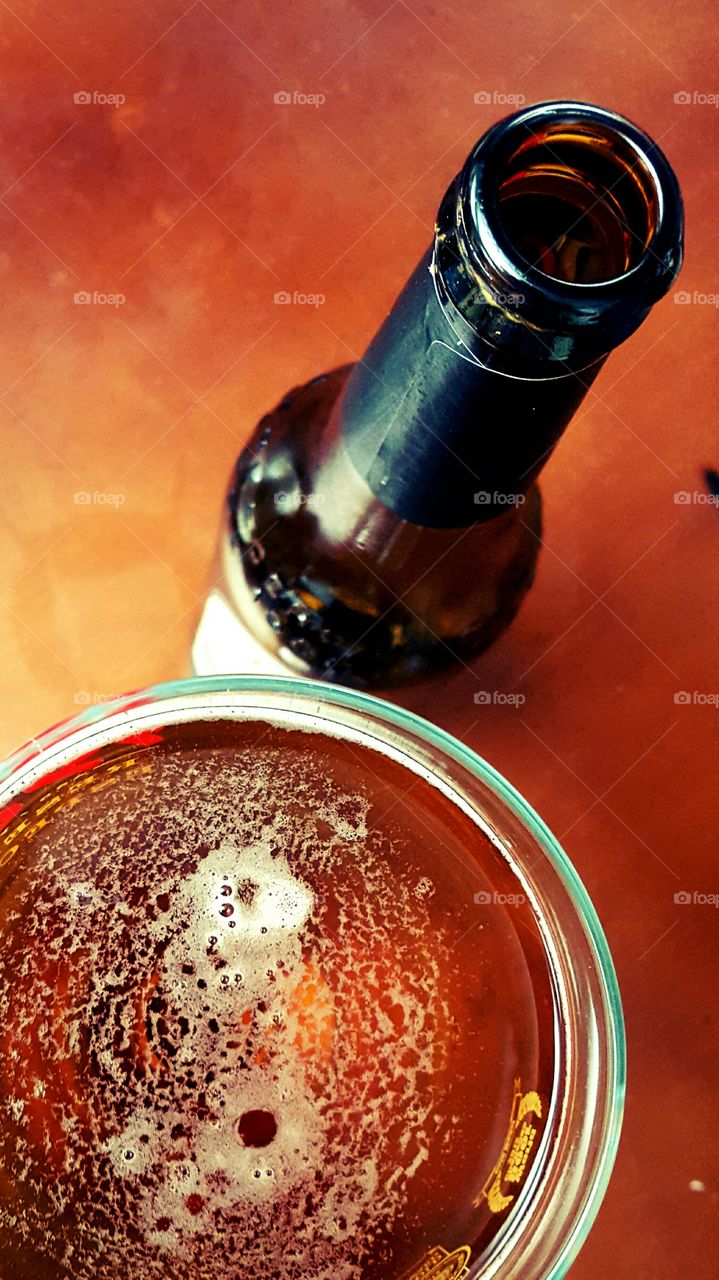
[192,100,683,688]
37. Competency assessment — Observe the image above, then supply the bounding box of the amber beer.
[0,710,557,1279]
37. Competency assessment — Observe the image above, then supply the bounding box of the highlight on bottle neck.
[434,100,684,374]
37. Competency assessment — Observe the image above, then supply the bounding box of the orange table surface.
[0,1,717,1275]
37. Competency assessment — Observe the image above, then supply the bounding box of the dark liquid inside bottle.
[495,125,657,284]
[0,718,557,1278]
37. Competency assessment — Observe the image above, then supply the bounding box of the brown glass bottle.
[193,100,683,688]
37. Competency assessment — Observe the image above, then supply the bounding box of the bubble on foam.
[105,1124,152,1176]
[155,838,316,1004]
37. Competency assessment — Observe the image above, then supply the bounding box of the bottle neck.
[332,247,604,528]
[327,101,683,530]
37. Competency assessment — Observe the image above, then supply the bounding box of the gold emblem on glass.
[478,1078,544,1213]
[400,1245,472,1279]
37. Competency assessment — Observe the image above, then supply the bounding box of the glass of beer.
[0,676,624,1279]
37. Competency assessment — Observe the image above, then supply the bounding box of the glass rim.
[0,674,625,1280]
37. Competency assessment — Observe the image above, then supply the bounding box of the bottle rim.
[462,98,683,302]
[434,98,684,370]
[0,675,625,1280]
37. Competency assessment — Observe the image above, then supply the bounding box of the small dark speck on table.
[704,468,719,500]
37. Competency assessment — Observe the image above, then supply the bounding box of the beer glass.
[0,676,624,1279]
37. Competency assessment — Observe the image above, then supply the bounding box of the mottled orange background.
[0,0,717,1275]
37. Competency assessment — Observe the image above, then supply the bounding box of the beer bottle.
[192,100,683,687]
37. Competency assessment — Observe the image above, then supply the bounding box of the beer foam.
[0,735,455,1279]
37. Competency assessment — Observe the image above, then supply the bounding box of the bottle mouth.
[434,101,684,372]
[492,118,660,286]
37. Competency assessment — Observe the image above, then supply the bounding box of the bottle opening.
[438,102,683,370]
[495,123,659,285]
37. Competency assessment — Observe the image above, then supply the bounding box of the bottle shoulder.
[219,368,543,686]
